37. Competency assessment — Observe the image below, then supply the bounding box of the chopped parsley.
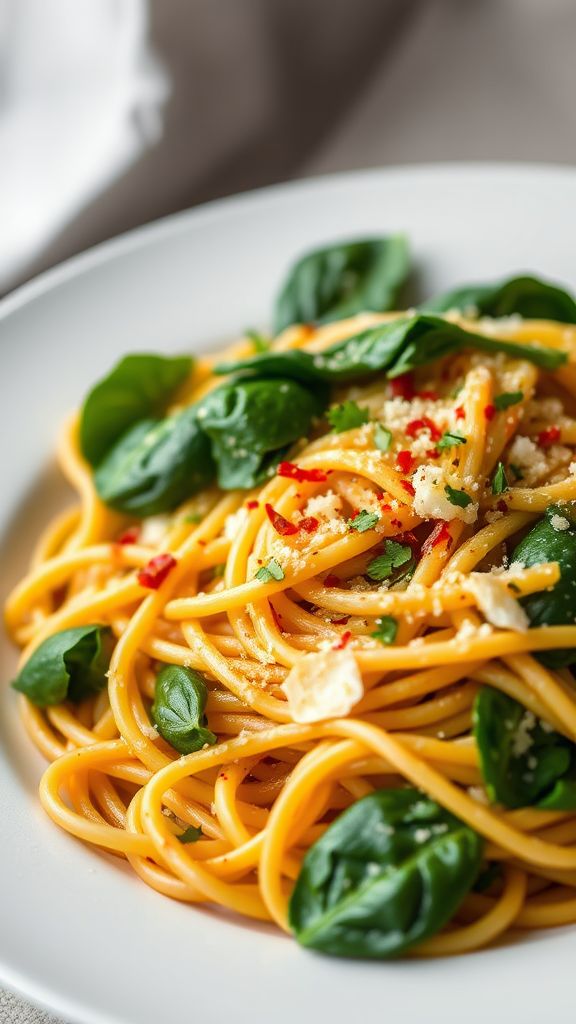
[347,509,380,533]
[509,462,524,482]
[371,616,398,645]
[444,485,473,508]
[177,825,203,844]
[491,462,509,495]
[494,390,524,411]
[255,558,285,582]
[328,400,370,433]
[437,431,467,450]
[245,328,271,353]
[373,423,393,452]
[366,541,413,581]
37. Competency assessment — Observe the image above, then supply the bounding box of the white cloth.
[0,0,167,291]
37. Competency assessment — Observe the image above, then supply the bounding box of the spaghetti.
[7,268,576,958]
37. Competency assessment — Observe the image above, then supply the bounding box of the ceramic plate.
[2,165,576,1024]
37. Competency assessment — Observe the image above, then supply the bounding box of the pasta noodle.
[7,270,576,959]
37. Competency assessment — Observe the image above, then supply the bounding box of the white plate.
[2,164,576,1024]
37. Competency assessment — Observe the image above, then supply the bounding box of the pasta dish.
[7,236,576,958]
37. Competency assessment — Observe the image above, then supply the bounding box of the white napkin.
[0,0,167,292]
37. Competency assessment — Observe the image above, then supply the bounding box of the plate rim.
[3,160,576,324]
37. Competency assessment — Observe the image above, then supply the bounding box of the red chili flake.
[455,405,465,420]
[396,530,419,548]
[426,447,440,459]
[400,480,415,497]
[277,461,328,483]
[117,527,140,545]
[300,516,319,533]
[396,450,415,474]
[406,416,441,442]
[380,502,392,511]
[422,521,452,556]
[484,404,496,421]
[265,503,298,536]
[332,616,350,626]
[333,630,352,650]
[137,553,177,589]
[246,499,259,509]
[537,426,561,447]
[416,389,439,401]
[390,372,414,400]
[391,517,403,527]
[324,574,341,588]
[496,499,509,513]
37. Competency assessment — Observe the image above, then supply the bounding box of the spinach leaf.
[216,316,566,385]
[473,686,576,810]
[12,625,113,707]
[94,408,215,517]
[197,378,325,490]
[289,788,483,958]
[151,666,217,755]
[422,275,576,323]
[80,354,193,466]
[274,236,410,332]
[511,503,576,668]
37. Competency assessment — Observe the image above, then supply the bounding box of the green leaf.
[94,409,215,517]
[494,391,524,411]
[80,354,193,466]
[373,423,392,452]
[511,503,576,668]
[421,275,576,323]
[255,558,285,583]
[12,625,113,708]
[289,788,483,958]
[444,485,472,508]
[371,616,398,645]
[245,329,271,353]
[437,431,467,450]
[216,316,566,386]
[197,378,325,490]
[348,510,380,533]
[366,541,413,581]
[473,687,576,810]
[327,401,370,433]
[151,666,217,755]
[491,462,509,495]
[274,236,410,333]
[177,825,203,844]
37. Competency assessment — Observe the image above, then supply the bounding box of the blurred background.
[2,0,575,297]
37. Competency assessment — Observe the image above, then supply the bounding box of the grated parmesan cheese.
[281,648,364,723]
[223,506,249,540]
[550,514,570,532]
[139,514,172,547]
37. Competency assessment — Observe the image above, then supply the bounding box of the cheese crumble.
[412,464,478,524]
[281,648,364,723]
[466,573,529,632]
